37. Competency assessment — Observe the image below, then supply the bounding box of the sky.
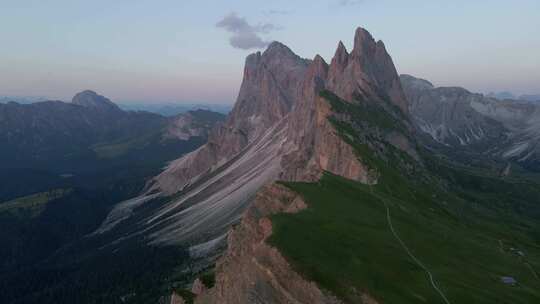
[1,0,539,104]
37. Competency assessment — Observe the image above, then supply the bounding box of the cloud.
[216,13,277,50]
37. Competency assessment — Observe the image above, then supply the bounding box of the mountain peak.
[312,54,327,65]
[326,27,408,113]
[353,27,376,55]
[330,41,349,73]
[266,41,289,50]
[335,41,348,57]
[72,90,119,111]
[262,41,299,60]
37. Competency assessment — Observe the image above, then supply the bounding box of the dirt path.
[376,192,451,304]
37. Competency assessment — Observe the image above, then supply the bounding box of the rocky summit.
[72,90,121,111]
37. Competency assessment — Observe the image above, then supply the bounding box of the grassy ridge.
[268,91,540,303]
[270,173,540,303]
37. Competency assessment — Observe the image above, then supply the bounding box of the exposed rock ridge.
[151,27,407,195]
[327,28,408,114]
[194,184,346,304]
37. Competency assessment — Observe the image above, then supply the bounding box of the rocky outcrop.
[281,54,373,183]
[191,278,208,296]
[170,293,186,304]
[194,184,344,304]
[163,110,225,141]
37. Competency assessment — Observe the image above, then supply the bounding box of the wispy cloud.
[216,13,278,50]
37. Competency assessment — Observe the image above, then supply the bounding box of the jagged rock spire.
[352,27,376,56]
[333,41,349,69]
[307,54,329,88]
[327,27,408,114]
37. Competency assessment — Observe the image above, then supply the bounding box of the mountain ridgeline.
[95,27,415,250]
[401,74,540,172]
[0,90,223,175]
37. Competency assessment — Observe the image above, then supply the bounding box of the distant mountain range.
[487,91,540,103]
[118,102,232,116]
[0,95,49,104]
[402,74,540,171]
[0,90,225,180]
[1,95,232,116]
[0,90,225,302]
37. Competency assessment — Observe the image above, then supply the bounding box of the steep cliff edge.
[194,184,350,304]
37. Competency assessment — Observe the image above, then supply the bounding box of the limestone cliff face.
[281,54,373,183]
[150,27,407,195]
[194,184,344,304]
[150,43,309,195]
[228,42,310,141]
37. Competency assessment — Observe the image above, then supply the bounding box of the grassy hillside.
[268,91,540,303]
